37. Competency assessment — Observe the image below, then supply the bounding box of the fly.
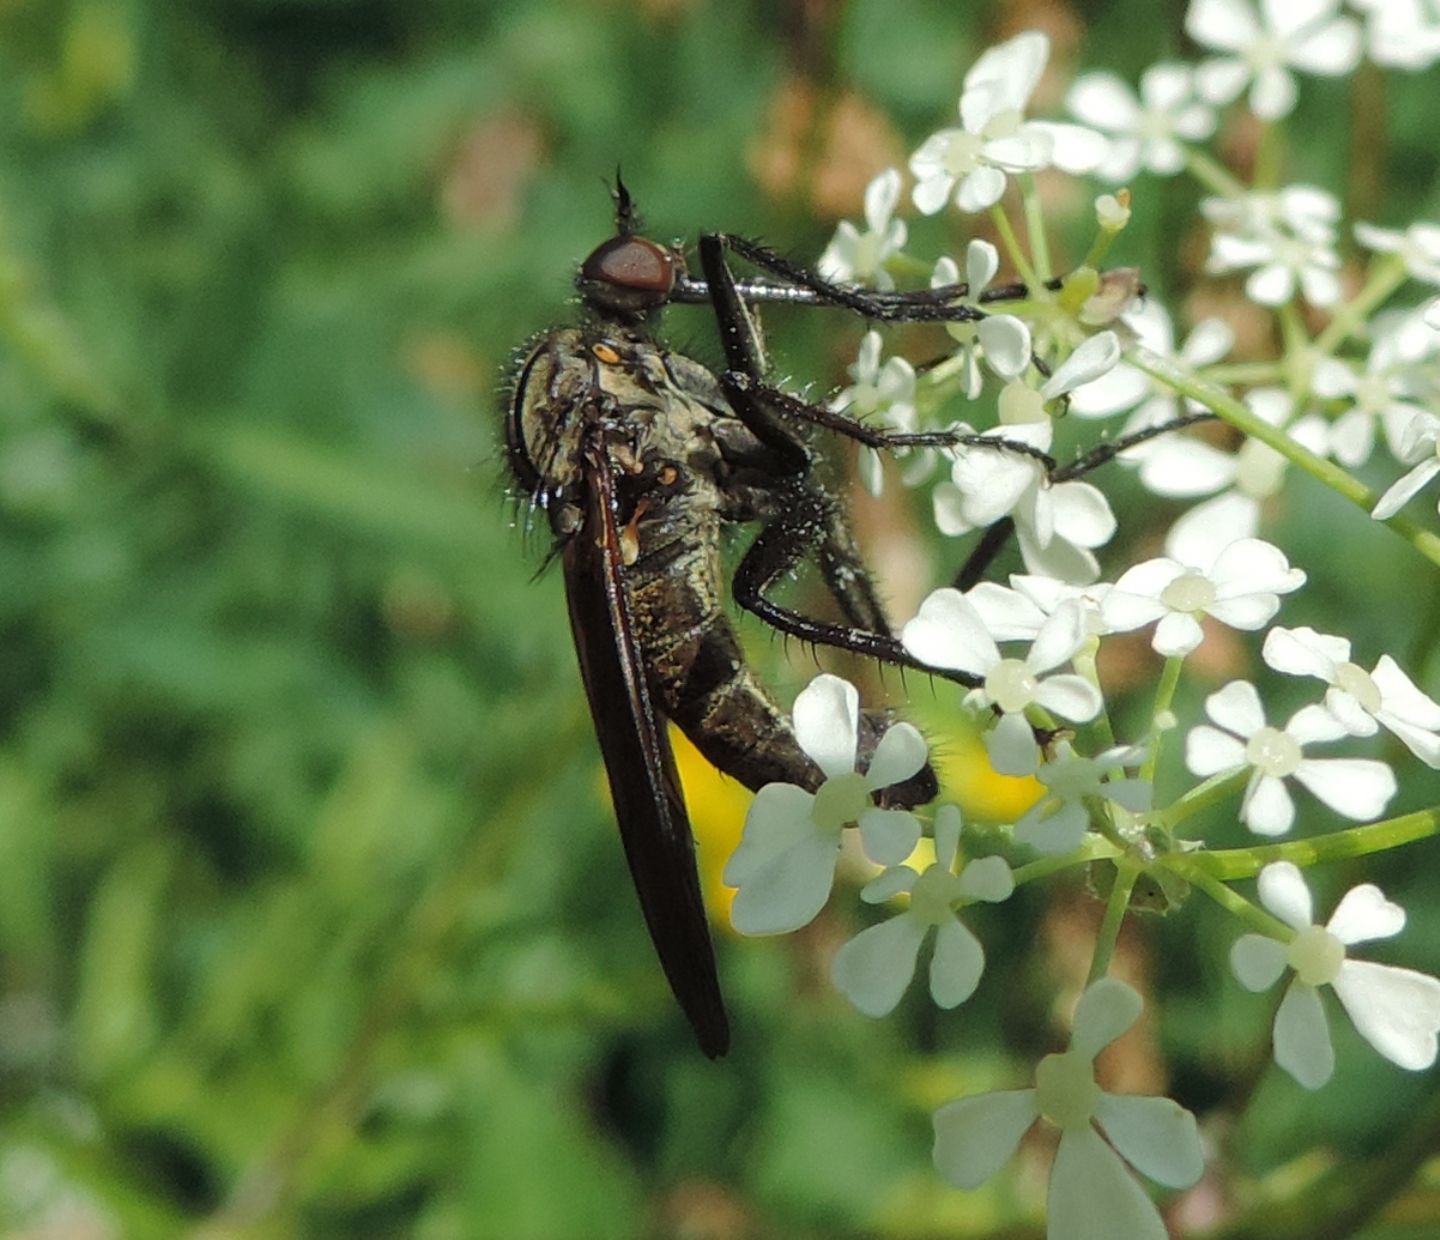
[505,179,1180,1057]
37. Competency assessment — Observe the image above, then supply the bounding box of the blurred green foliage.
[2,0,1440,1237]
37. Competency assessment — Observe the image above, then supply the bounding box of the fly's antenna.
[613,167,641,236]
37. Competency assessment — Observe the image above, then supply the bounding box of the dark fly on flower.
[504,178,1167,1057]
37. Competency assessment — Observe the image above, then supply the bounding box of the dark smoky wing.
[560,443,730,1058]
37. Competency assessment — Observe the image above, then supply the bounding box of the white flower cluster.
[756,12,1440,1238]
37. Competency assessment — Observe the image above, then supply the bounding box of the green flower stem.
[1156,767,1249,831]
[1086,858,1139,985]
[1075,640,1116,750]
[1184,147,1246,198]
[1313,254,1409,356]
[1020,175,1053,282]
[1174,863,1293,939]
[1176,805,1440,881]
[1011,836,1118,887]
[989,205,1042,293]
[1201,362,1289,385]
[1127,343,1440,570]
[1140,656,1184,783]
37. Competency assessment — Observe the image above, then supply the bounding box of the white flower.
[1011,743,1151,854]
[725,675,929,935]
[1426,297,1440,329]
[831,805,1013,1017]
[1311,323,1435,467]
[902,594,1103,775]
[831,331,919,496]
[933,978,1204,1240]
[1355,220,1440,285]
[1204,185,1343,307]
[934,334,1123,583]
[1186,0,1362,120]
[1150,387,1329,569]
[1066,64,1216,181]
[1232,861,1440,1088]
[932,243,1034,396]
[1101,537,1305,658]
[1263,625,1440,766]
[1352,0,1440,70]
[1185,680,1396,835]
[818,169,908,291]
[910,31,1107,216]
[1371,412,1440,520]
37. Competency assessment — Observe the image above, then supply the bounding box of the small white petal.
[1257,861,1314,929]
[933,1089,1039,1189]
[985,712,1041,777]
[1186,0,1260,51]
[977,315,1033,378]
[1241,771,1295,836]
[1373,655,1440,729]
[1284,703,1349,745]
[930,919,985,1008]
[1231,934,1289,991]
[1249,65,1298,121]
[1327,883,1405,946]
[1035,675,1104,724]
[1067,72,1140,129]
[793,674,860,778]
[728,832,840,935]
[1334,960,1440,1070]
[1094,1093,1205,1189]
[859,808,923,867]
[956,165,1008,213]
[934,803,963,870]
[1206,680,1267,738]
[1274,980,1334,1090]
[861,865,916,903]
[1027,602,1089,674]
[958,855,1015,903]
[1185,725,1246,776]
[1049,1127,1172,1240]
[831,914,928,1017]
[1372,458,1440,519]
[1014,799,1090,854]
[1041,332,1121,399]
[966,238,1000,292]
[1293,758,1396,821]
[723,783,819,884]
[865,722,929,790]
[1071,977,1142,1059]
[902,589,1002,674]
[1262,625,1345,679]
[1153,611,1205,657]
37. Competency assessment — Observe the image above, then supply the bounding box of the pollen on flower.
[1287,924,1345,987]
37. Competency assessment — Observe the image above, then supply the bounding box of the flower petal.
[831,914,927,1017]
[1153,611,1205,657]
[985,712,1041,777]
[1241,772,1295,836]
[1334,960,1440,1070]
[793,674,860,778]
[930,918,986,1008]
[728,830,840,935]
[1274,980,1334,1090]
[723,783,818,885]
[1205,679,1267,737]
[902,588,1001,674]
[1262,625,1346,679]
[864,721,929,790]
[1027,601,1089,673]
[1049,1126,1172,1240]
[1231,934,1288,991]
[934,803,963,870]
[1035,674,1104,724]
[1257,861,1314,928]
[977,315,1032,378]
[858,808,923,867]
[959,854,1015,903]
[933,1089,1039,1189]
[1326,883,1405,946]
[1071,977,1142,1059]
[1041,332,1121,400]
[1094,1094,1205,1189]
[1292,758,1396,821]
[1184,725,1246,777]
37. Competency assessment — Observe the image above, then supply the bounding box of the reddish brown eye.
[578,236,678,313]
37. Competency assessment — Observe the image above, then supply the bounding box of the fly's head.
[576,178,687,321]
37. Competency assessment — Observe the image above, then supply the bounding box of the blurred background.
[3,0,1440,1236]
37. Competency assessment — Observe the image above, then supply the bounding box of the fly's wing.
[560,442,730,1058]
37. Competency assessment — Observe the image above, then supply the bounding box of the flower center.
[1287,924,1346,987]
[1354,374,1390,416]
[942,131,985,177]
[811,771,871,831]
[1333,661,1382,714]
[910,864,963,926]
[1137,107,1172,144]
[1160,571,1217,613]
[1035,1050,1101,1132]
[982,108,1024,141]
[1245,726,1302,777]
[1244,33,1287,74]
[985,658,1039,713]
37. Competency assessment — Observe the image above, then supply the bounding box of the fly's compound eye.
[578,236,678,314]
